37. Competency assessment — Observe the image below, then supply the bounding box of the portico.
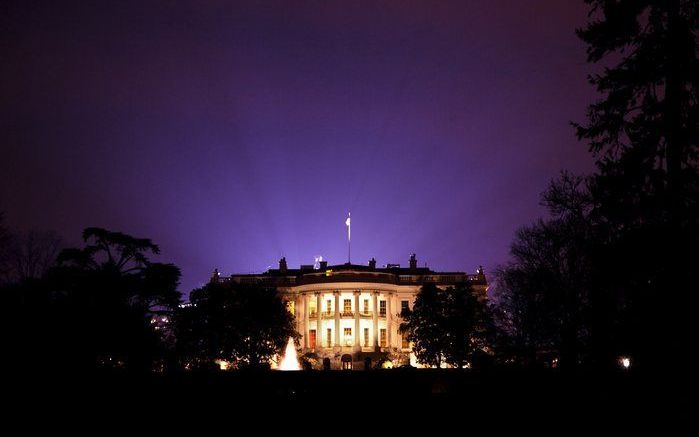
[224,254,488,369]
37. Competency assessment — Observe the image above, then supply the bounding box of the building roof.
[218,259,487,288]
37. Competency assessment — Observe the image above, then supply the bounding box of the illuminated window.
[363,299,369,313]
[327,328,332,347]
[343,299,351,313]
[344,327,352,345]
[401,335,409,349]
[401,300,409,314]
[309,330,316,349]
[379,300,386,317]
[326,299,332,315]
[286,300,295,316]
[380,329,387,347]
[309,301,317,317]
[364,328,369,346]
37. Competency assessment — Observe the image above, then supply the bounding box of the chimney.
[210,268,220,284]
[368,258,376,269]
[409,253,417,270]
[319,260,328,270]
[279,257,287,273]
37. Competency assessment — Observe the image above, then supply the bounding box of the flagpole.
[348,212,351,264]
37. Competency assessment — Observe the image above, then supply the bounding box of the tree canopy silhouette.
[0,212,10,285]
[575,0,699,370]
[400,283,489,368]
[175,281,297,370]
[493,173,598,369]
[43,227,181,371]
[0,230,62,284]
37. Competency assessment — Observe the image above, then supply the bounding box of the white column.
[303,293,309,349]
[372,291,379,350]
[334,291,340,349]
[387,292,392,349]
[354,291,360,350]
[315,292,322,349]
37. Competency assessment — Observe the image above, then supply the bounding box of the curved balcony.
[340,311,354,318]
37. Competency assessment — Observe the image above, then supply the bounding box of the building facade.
[215,254,487,370]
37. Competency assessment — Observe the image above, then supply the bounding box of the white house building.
[214,254,487,370]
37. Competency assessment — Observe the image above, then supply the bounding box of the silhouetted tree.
[576,0,698,208]
[400,284,448,368]
[493,173,597,369]
[443,283,491,369]
[1,230,62,283]
[0,212,10,284]
[45,228,181,371]
[401,283,492,368]
[176,282,297,370]
[576,0,699,370]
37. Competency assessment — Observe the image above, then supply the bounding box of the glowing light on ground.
[215,359,230,371]
[620,356,631,369]
[278,337,300,370]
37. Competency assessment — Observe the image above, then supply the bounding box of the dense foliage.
[175,282,297,369]
[1,227,181,371]
[494,1,698,371]
[400,283,490,368]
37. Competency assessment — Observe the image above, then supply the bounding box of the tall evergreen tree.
[399,284,449,368]
[443,283,491,369]
[575,0,699,370]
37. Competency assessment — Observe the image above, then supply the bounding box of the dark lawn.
[8,368,690,434]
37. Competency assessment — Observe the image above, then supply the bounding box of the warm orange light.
[215,359,230,370]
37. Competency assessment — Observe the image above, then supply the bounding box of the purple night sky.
[1,1,596,295]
